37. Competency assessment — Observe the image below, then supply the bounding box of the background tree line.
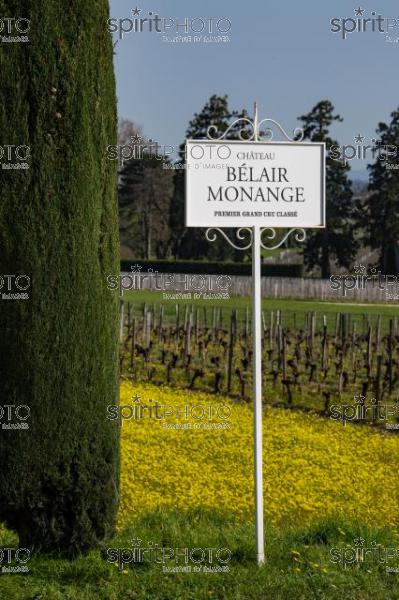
[118,95,399,277]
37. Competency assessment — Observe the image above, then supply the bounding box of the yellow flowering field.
[118,382,399,530]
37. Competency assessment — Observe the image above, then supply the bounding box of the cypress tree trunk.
[0,0,120,556]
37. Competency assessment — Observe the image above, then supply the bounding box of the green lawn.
[1,510,398,599]
[121,291,399,333]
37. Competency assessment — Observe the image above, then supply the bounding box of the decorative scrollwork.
[206,117,304,143]
[205,227,306,250]
[257,119,304,143]
[205,227,253,250]
[260,228,306,250]
[207,118,255,141]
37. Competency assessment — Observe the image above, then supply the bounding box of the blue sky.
[109,0,399,179]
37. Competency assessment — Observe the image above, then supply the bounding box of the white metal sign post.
[252,223,264,564]
[185,104,326,565]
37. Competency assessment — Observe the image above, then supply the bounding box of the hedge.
[121,260,304,278]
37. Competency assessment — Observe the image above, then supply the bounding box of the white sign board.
[185,140,325,228]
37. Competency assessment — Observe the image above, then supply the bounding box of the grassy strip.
[121,292,399,331]
[0,510,398,599]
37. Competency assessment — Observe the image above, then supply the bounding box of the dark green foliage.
[120,260,304,277]
[0,0,120,555]
[171,95,251,261]
[363,107,399,274]
[298,101,359,278]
